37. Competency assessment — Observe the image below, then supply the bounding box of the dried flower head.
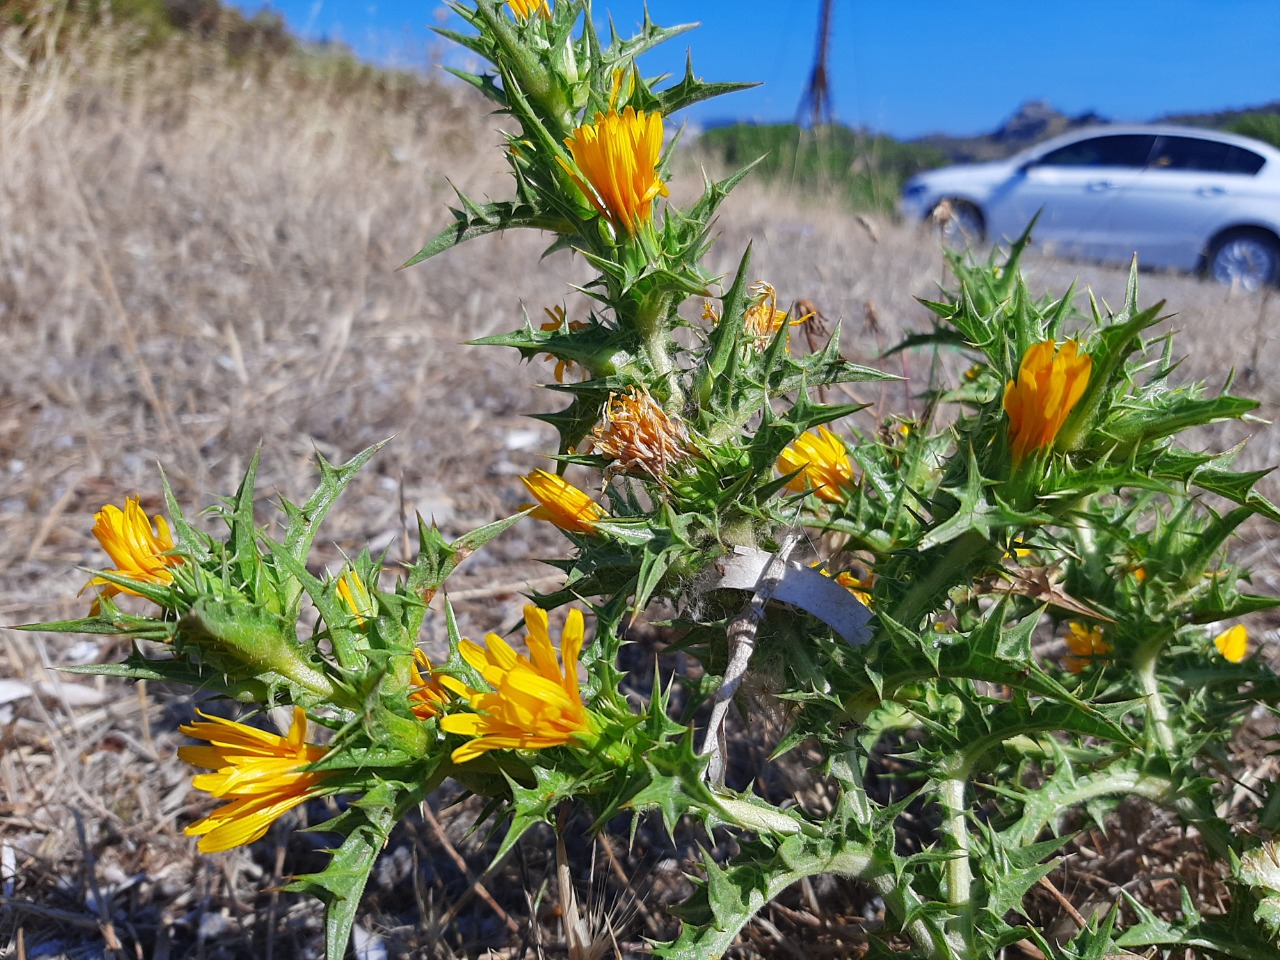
[439,606,593,763]
[559,106,668,237]
[179,707,331,853]
[1003,339,1092,465]
[777,426,855,504]
[1213,624,1248,663]
[591,386,692,478]
[1063,621,1112,673]
[742,281,810,351]
[84,496,182,606]
[521,469,606,534]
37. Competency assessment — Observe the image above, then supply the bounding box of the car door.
[984,133,1157,261]
[1095,135,1267,271]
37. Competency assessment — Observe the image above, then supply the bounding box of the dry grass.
[4,12,1280,959]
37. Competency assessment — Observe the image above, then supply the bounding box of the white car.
[899,124,1280,290]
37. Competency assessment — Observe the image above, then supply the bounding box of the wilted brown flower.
[742,281,809,351]
[590,386,692,478]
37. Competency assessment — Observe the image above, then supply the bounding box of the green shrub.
[1227,112,1280,150]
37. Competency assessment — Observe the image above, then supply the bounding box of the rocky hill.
[913,100,1108,164]
[911,98,1280,164]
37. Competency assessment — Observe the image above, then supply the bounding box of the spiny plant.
[24,2,1280,957]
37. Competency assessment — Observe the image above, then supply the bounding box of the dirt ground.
[4,17,1280,959]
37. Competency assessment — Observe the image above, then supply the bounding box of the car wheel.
[929,200,985,248]
[1208,229,1280,291]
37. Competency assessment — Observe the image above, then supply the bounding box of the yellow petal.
[560,608,584,692]
[522,606,560,679]
[1214,624,1248,663]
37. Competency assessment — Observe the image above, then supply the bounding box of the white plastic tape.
[710,545,873,646]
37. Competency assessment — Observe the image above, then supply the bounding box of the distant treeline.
[1226,114,1280,151]
[695,123,946,214]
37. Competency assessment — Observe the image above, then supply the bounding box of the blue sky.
[225,1,1280,139]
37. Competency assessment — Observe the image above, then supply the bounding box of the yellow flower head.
[178,707,331,853]
[1003,339,1092,465]
[507,0,550,20]
[410,648,453,720]
[559,106,669,237]
[814,562,874,607]
[1063,621,1112,674]
[777,426,855,504]
[84,496,182,604]
[520,469,606,534]
[742,281,809,351]
[336,569,376,625]
[835,570,875,608]
[440,605,592,763]
[1213,624,1248,663]
[539,305,589,383]
[591,386,692,478]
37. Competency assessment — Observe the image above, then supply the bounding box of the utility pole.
[797,0,834,128]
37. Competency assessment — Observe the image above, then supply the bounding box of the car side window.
[1035,134,1157,168]
[1149,135,1265,175]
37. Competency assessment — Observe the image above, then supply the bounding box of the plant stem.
[939,774,973,941]
[633,289,681,403]
[1009,764,1237,863]
[1133,634,1176,755]
[867,872,969,960]
[834,734,970,959]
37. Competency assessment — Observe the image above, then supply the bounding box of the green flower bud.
[177,598,334,698]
